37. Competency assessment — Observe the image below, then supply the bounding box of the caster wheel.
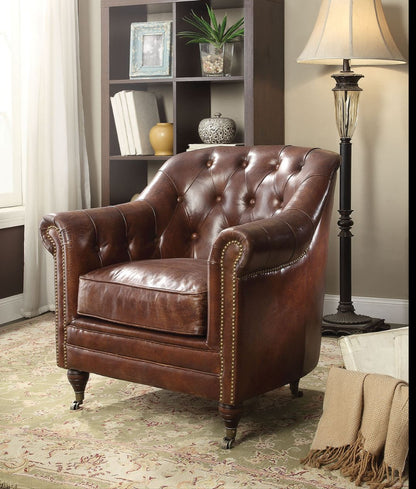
[222,437,235,449]
[70,400,82,410]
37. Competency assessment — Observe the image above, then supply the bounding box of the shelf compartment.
[109,159,148,205]
[175,1,244,78]
[176,79,244,150]
[108,83,174,156]
[175,82,211,153]
[108,3,174,80]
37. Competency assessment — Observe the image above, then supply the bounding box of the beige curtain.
[21,0,91,317]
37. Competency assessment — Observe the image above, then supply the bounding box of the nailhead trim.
[219,240,243,404]
[219,244,309,403]
[45,226,68,368]
[242,248,309,281]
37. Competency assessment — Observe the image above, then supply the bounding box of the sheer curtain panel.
[21,0,91,317]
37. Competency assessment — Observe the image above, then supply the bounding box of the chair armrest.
[208,207,330,405]
[39,200,156,364]
[208,209,315,404]
[210,208,314,277]
[210,167,337,275]
[207,170,337,405]
[40,200,157,265]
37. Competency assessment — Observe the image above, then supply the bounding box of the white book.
[110,95,129,155]
[116,91,136,155]
[125,90,160,155]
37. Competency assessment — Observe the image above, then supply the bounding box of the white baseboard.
[0,294,24,325]
[324,295,409,325]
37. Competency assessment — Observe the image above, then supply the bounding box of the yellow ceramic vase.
[149,122,174,156]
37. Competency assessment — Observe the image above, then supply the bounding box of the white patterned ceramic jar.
[198,113,236,144]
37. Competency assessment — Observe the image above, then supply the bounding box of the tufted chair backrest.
[138,145,338,260]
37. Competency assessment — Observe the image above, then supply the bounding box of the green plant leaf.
[178,3,244,48]
[207,5,219,32]
[181,12,214,39]
[177,31,211,44]
[219,15,227,40]
[222,18,245,43]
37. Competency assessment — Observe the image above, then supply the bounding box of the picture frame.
[129,21,172,78]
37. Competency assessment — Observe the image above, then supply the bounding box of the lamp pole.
[322,59,389,335]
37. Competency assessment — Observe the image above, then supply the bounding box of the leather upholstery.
[78,258,208,335]
[40,145,340,445]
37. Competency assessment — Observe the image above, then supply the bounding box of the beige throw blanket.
[302,366,408,488]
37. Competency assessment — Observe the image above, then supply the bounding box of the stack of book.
[111,90,160,155]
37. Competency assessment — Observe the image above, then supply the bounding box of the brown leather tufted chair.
[40,145,339,448]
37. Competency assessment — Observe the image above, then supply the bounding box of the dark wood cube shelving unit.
[101,0,284,205]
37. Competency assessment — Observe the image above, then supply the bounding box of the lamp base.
[322,312,389,336]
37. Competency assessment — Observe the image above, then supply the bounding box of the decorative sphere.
[198,113,236,144]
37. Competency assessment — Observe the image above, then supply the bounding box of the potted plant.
[178,4,244,77]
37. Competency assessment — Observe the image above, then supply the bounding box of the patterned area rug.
[0,314,406,489]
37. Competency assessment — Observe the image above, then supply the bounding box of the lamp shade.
[297,0,405,65]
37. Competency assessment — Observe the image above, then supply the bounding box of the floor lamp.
[297,0,405,335]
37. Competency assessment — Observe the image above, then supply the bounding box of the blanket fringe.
[300,445,350,468]
[301,434,406,488]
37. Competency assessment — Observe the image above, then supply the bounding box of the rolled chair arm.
[210,208,314,277]
[40,200,157,265]
[208,197,336,405]
[207,210,315,405]
[39,200,157,361]
[210,164,337,276]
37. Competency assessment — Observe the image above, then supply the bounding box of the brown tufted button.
[249,198,256,206]
[242,160,248,168]
[216,195,222,202]
[177,196,183,203]
[191,233,198,240]
[206,160,213,168]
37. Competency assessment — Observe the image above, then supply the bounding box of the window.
[0,1,22,209]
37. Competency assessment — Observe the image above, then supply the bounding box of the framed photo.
[129,21,172,78]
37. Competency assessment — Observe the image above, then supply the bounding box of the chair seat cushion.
[77,258,208,336]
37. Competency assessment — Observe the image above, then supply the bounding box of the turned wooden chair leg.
[290,380,303,398]
[218,403,243,449]
[67,369,90,410]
